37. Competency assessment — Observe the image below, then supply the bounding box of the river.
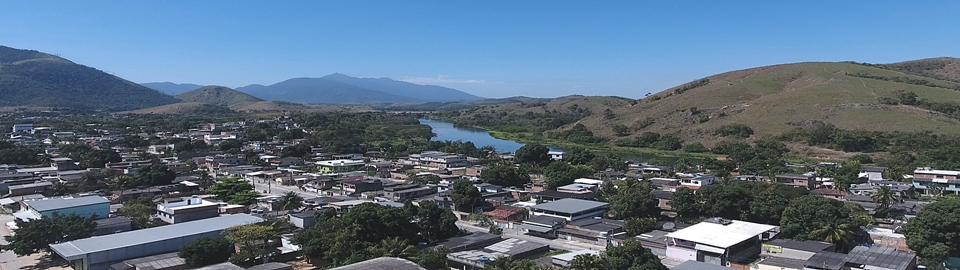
[419,118,700,165]
[419,118,526,152]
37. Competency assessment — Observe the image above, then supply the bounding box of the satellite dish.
[662,222,676,230]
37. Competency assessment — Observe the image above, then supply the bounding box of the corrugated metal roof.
[50,214,263,260]
[24,196,109,212]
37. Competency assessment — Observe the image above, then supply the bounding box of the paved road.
[250,179,318,198]
[456,221,606,251]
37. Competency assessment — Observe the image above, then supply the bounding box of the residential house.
[288,210,317,229]
[483,206,525,223]
[409,151,470,169]
[269,157,304,167]
[911,168,960,196]
[774,174,816,189]
[551,250,599,267]
[653,190,674,211]
[155,197,220,224]
[383,184,436,202]
[548,151,564,160]
[529,198,608,221]
[665,217,780,268]
[760,239,835,260]
[556,183,595,194]
[8,181,52,196]
[332,179,383,196]
[146,144,174,155]
[446,238,549,270]
[674,260,737,270]
[679,174,716,190]
[437,232,503,252]
[558,217,625,246]
[811,188,846,200]
[316,159,365,173]
[530,190,595,202]
[519,215,566,238]
[859,166,888,181]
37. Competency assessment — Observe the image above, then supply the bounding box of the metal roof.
[673,260,735,270]
[329,257,425,270]
[50,214,263,260]
[665,219,777,248]
[845,245,916,270]
[24,196,109,212]
[529,198,608,214]
[804,251,847,270]
[766,239,834,252]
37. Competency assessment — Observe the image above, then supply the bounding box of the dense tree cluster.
[207,177,260,205]
[548,124,606,144]
[670,181,808,225]
[779,196,871,251]
[542,161,593,189]
[292,202,460,267]
[614,132,682,151]
[178,237,234,267]
[567,239,668,270]
[602,180,660,221]
[0,141,47,165]
[481,162,531,188]
[452,180,483,212]
[902,197,960,267]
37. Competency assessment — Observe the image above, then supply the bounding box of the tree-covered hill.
[0,46,179,111]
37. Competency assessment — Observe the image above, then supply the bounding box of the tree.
[602,239,668,270]
[488,225,503,235]
[668,187,701,220]
[45,182,74,196]
[605,181,659,220]
[481,163,531,188]
[110,174,136,203]
[515,144,549,165]
[780,196,865,251]
[1,213,97,256]
[225,224,279,265]
[413,201,461,243]
[368,237,417,258]
[137,163,177,186]
[196,169,213,190]
[452,180,482,212]
[178,237,233,267]
[217,139,244,153]
[564,147,596,165]
[208,177,258,205]
[292,204,425,266]
[415,246,450,269]
[624,217,658,236]
[120,198,165,229]
[277,191,303,211]
[871,186,899,217]
[568,254,605,270]
[902,197,960,265]
[543,161,591,189]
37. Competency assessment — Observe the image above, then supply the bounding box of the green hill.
[0,46,179,110]
[175,85,263,109]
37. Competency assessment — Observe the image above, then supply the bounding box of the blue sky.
[2,1,958,98]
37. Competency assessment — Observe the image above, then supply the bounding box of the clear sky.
[2,1,958,98]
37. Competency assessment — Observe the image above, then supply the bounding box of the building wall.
[35,203,110,219]
[761,245,817,260]
[158,208,220,224]
[666,246,697,262]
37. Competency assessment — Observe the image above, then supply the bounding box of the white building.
[665,218,779,267]
[12,124,33,133]
[548,151,564,160]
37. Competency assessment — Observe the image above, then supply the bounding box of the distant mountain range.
[0,46,179,110]
[143,74,484,104]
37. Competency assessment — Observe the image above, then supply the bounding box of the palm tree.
[277,191,303,211]
[810,221,856,251]
[46,182,74,196]
[372,237,418,258]
[110,175,136,203]
[871,186,899,216]
[196,168,213,191]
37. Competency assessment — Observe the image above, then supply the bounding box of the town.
[0,112,955,270]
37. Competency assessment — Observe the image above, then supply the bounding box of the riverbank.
[485,130,720,161]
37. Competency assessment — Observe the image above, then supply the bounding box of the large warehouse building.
[50,214,263,270]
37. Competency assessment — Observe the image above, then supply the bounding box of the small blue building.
[23,196,110,219]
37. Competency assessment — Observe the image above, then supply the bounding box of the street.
[250,179,318,198]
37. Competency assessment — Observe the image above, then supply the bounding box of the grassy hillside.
[0,46,179,110]
[433,95,636,134]
[566,61,960,144]
[176,85,263,109]
[878,57,960,83]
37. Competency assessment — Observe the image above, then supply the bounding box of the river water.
[419,118,526,152]
[419,118,699,165]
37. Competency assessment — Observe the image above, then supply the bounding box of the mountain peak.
[176,85,263,109]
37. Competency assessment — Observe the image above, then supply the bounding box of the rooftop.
[24,196,109,212]
[529,198,608,214]
[50,214,263,260]
[665,218,778,248]
[157,197,219,213]
[329,257,425,270]
[438,232,503,251]
[109,252,185,270]
[759,257,807,269]
[673,260,735,270]
[804,251,847,270]
[766,239,834,252]
[845,245,916,270]
[551,249,600,262]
